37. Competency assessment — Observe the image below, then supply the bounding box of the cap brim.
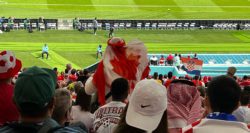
[126,103,164,132]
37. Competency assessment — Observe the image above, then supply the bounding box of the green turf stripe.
[31,50,81,71]
[233,33,250,42]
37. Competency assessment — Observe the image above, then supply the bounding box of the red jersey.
[159,57,165,65]
[192,80,202,87]
[164,79,172,89]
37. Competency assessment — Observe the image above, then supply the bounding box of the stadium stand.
[2,19,250,31]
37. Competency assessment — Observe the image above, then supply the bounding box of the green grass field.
[0,29,250,71]
[1,0,250,71]
[0,0,250,19]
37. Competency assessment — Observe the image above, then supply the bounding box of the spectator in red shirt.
[192,75,203,87]
[159,55,165,66]
[240,75,250,87]
[0,51,21,126]
[57,71,65,81]
[69,69,78,82]
[167,53,174,66]
[164,72,173,89]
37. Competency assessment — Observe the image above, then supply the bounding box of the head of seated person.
[167,80,202,129]
[111,78,129,102]
[14,66,57,122]
[52,88,72,126]
[205,75,241,114]
[114,79,168,133]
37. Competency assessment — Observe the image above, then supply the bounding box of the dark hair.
[53,67,57,71]
[114,104,168,133]
[153,72,158,80]
[243,75,248,80]
[178,54,181,58]
[194,75,199,80]
[197,86,206,98]
[75,88,91,111]
[207,75,241,113]
[65,69,68,74]
[111,78,129,101]
[71,69,76,75]
[240,86,250,106]
[167,72,173,79]
[83,69,89,75]
[78,70,83,76]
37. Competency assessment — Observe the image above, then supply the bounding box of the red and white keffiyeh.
[167,82,203,127]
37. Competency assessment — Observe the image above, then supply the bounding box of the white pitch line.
[1,3,250,8]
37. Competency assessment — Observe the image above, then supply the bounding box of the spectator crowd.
[0,50,250,133]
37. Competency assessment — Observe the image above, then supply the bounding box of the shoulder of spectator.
[54,126,87,133]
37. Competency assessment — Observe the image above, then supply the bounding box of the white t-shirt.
[93,20,98,28]
[150,56,158,61]
[93,101,126,133]
[71,105,94,131]
[233,106,250,124]
[182,119,250,133]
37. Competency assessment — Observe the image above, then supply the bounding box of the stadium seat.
[145,23,150,30]
[38,23,45,31]
[105,23,110,30]
[244,23,250,30]
[81,23,87,30]
[177,23,183,29]
[32,23,37,29]
[167,23,176,30]
[158,23,167,30]
[213,23,218,29]
[119,23,125,29]
[47,23,57,29]
[151,23,157,29]
[13,23,19,30]
[137,23,142,30]
[183,23,189,29]
[19,23,24,29]
[125,23,131,29]
[114,23,119,29]
[232,23,237,30]
[97,23,102,29]
[87,23,93,30]
[190,23,196,29]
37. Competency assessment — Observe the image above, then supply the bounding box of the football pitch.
[0,0,250,19]
[0,29,250,71]
[1,0,250,71]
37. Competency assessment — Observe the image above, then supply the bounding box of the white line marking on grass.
[1,3,250,8]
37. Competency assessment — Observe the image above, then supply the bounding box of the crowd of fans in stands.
[150,53,185,67]
[0,50,250,133]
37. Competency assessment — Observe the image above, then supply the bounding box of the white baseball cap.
[126,79,167,132]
